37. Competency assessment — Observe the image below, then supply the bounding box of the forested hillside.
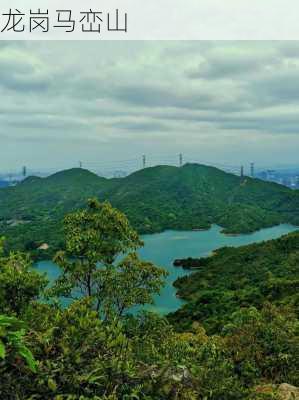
[169,231,299,334]
[1,163,299,257]
[1,200,298,399]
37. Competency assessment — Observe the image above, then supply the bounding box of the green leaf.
[48,377,57,391]
[18,345,37,372]
[0,340,6,359]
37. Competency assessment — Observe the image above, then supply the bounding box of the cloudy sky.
[1,41,299,174]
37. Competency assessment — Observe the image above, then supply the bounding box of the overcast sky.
[1,41,299,173]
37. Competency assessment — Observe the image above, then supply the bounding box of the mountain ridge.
[0,163,298,257]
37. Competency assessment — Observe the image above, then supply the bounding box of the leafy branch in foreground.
[0,314,36,372]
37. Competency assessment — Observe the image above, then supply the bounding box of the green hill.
[0,163,299,257]
[0,169,110,220]
[169,230,299,334]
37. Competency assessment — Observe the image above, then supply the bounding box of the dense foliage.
[0,200,298,399]
[1,164,299,259]
[169,231,299,334]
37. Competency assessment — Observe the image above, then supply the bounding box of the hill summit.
[0,163,298,255]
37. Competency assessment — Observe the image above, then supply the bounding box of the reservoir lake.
[36,224,298,314]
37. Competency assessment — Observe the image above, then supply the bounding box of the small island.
[173,257,209,269]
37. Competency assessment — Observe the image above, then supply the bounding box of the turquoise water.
[36,224,298,314]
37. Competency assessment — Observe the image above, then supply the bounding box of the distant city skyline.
[1,41,299,169]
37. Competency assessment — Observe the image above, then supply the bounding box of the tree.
[51,199,167,317]
[0,238,48,316]
[98,252,167,317]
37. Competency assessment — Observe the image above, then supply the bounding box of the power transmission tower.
[142,155,146,169]
[179,153,183,167]
[240,165,244,178]
[250,162,255,178]
[22,166,27,177]
[79,161,83,168]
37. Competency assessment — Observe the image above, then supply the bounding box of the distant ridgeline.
[168,230,299,334]
[0,163,299,258]
[0,180,9,188]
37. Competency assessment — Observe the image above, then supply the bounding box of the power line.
[5,153,299,181]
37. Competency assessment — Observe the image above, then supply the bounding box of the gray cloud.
[0,51,51,93]
[112,119,169,132]
[1,41,299,171]
[248,69,299,105]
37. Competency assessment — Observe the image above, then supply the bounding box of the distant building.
[256,169,299,190]
[38,243,49,251]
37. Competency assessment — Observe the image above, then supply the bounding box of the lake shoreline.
[36,223,298,315]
